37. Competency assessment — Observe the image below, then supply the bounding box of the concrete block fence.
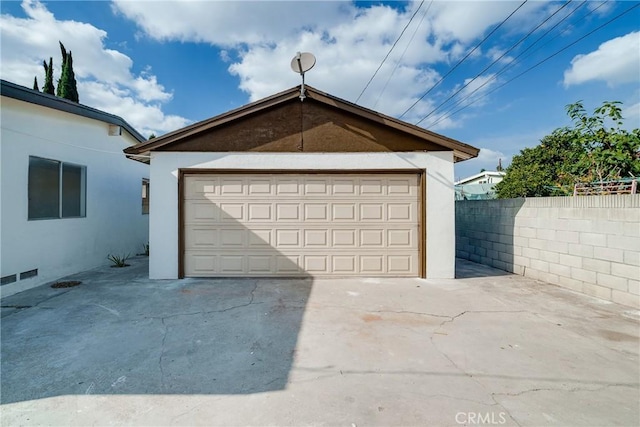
[455,195,640,308]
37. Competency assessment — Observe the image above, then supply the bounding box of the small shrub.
[108,253,130,267]
[143,243,149,256]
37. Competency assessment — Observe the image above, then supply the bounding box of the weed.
[108,253,130,267]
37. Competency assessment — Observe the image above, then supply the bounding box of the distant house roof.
[124,85,479,163]
[455,171,505,186]
[1,79,146,143]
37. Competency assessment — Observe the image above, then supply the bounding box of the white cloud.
[564,31,640,87]
[623,101,640,129]
[0,0,189,137]
[112,0,549,131]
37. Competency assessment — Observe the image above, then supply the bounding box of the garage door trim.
[178,169,426,278]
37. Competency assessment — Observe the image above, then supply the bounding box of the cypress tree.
[56,42,68,98]
[56,42,79,102]
[42,57,55,95]
[66,52,79,102]
[33,76,39,91]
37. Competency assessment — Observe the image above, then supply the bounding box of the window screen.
[28,157,60,219]
[28,156,86,220]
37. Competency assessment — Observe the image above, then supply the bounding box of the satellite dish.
[290,52,316,101]
[290,52,316,74]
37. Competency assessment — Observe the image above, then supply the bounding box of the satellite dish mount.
[290,52,316,101]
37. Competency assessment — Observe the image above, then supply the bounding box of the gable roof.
[124,85,479,162]
[455,171,506,186]
[1,79,146,143]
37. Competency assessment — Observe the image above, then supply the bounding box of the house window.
[142,179,150,214]
[28,156,86,220]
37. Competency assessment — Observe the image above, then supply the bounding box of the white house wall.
[149,151,455,280]
[0,97,149,297]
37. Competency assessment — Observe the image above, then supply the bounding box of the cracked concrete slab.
[1,257,638,426]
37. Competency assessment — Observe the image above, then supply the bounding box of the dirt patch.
[599,330,639,342]
[362,314,383,322]
[51,281,82,289]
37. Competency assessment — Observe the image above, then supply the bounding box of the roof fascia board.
[124,84,479,161]
[1,79,146,143]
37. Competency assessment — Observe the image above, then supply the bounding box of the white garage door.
[183,173,421,277]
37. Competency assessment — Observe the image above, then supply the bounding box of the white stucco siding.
[149,151,456,280]
[0,96,149,297]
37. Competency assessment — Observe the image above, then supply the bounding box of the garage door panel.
[185,254,217,274]
[332,255,356,273]
[247,255,273,273]
[360,229,384,247]
[304,229,329,247]
[361,255,384,273]
[332,229,357,247]
[388,255,413,273]
[388,203,416,221]
[276,229,301,247]
[187,227,218,248]
[247,178,273,195]
[305,179,329,195]
[186,177,218,199]
[248,229,272,247]
[276,180,300,195]
[304,204,328,221]
[276,255,301,273]
[248,203,272,221]
[276,204,300,220]
[184,173,420,277]
[332,204,356,221]
[220,229,245,247]
[186,202,219,222]
[304,256,329,273]
[220,178,244,195]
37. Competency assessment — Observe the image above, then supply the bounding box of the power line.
[373,0,434,109]
[355,1,425,104]
[423,0,595,128]
[399,0,529,118]
[415,0,573,126]
[425,1,640,129]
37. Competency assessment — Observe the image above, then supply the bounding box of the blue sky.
[1,0,639,179]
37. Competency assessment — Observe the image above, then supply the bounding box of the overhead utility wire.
[415,0,573,126]
[423,0,592,127]
[373,0,434,109]
[355,0,425,103]
[425,1,640,129]
[399,0,529,118]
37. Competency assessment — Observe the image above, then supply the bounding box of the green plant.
[143,243,149,256]
[108,253,130,267]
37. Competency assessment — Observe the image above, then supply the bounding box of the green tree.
[567,101,640,182]
[495,128,584,198]
[33,76,39,91]
[496,101,640,198]
[42,57,55,95]
[148,133,156,140]
[56,42,79,102]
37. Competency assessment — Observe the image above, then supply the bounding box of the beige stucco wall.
[148,151,456,280]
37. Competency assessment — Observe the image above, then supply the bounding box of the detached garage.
[125,85,478,280]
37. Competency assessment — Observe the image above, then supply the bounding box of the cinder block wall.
[455,195,640,308]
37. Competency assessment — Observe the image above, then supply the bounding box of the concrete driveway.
[1,257,638,426]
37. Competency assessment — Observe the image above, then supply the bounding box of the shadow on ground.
[1,257,312,403]
[455,257,512,278]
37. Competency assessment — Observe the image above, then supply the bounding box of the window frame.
[142,178,150,215]
[28,156,87,221]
